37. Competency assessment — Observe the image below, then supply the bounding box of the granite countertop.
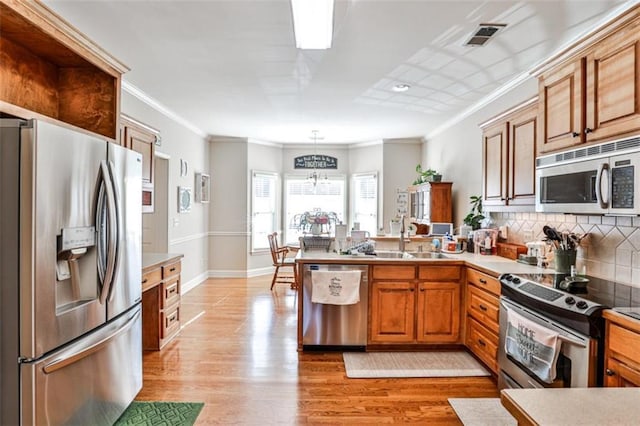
[142,252,184,272]
[501,388,640,425]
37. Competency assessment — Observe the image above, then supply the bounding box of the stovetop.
[506,272,640,309]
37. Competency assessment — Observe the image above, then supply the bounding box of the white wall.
[208,137,249,277]
[382,139,423,233]
[121,91,210,292]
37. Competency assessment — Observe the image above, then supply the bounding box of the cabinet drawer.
[161,305,180,339]
[161,277,180,309]
[372,265,415,280]
[418,265,461,281]
[142,268,162,292]
[466,268,500,296]
[466,316,498,373]
[162,261,181,279]
[466,285,499,334]
[609,323,640,365]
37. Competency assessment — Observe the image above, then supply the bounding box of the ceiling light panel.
[291,0,334,49]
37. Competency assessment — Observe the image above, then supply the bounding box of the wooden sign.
[294,155,337,169]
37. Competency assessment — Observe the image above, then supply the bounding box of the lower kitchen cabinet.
[369,265,462,345]
[603,310,640,387]
[142,254,183,351]
[465,267,500,373]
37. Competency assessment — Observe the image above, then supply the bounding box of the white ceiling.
[45,0,635,144]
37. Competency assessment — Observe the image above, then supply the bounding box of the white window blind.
[251,171,278,251]
[353,173,378,234]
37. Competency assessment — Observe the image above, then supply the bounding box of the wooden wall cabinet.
[584,18,640,144]
[537,8,640,155]
[120,115,159,213]
[142,258,182,351]
[408,182,452,224]
[0,1,127,139]
[465,267,501,373]
[603,310,640,387]
[481,101,537,208]
[369,265,461,345]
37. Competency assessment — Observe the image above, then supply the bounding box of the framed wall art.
[178,186,192,213]
[195,172,210,203]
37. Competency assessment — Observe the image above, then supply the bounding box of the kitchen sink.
[373,251,450,259]
[374,251,411,259]
[408,252,451,259]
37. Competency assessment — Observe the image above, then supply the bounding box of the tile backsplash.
[490,212,640,288]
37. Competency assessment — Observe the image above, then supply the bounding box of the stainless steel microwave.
[536,136,640,215]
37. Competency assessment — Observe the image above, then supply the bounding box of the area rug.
[449,398,516,426]
[114,401,204,426]
[342,351,490,378]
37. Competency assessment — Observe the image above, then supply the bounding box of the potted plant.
[463,195,484,230]
[413,164,442,184]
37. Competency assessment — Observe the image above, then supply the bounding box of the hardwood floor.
[136,276,499,424]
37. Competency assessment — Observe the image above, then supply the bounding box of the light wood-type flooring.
[136,276,499,424]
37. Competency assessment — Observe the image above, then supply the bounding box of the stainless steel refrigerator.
[0,118,143,425]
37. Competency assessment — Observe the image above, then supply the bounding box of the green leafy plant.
[413,164,441,184]
[463,195,484,230]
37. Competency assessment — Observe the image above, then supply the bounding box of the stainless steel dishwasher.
[301,264,369,350]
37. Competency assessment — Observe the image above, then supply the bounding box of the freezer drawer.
[20,306,142,426]
[302,264,369,348]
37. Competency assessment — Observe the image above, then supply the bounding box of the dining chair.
[268,232,298,290]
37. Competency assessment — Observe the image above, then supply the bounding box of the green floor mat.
[114,401,204,426]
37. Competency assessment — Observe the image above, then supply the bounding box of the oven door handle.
[500,299,589,348]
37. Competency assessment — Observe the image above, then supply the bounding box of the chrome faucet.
[398,215,406,252]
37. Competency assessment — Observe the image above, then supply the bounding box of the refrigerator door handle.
[97,161,118,304]
[42,307,141,374]
[105,160,121,302]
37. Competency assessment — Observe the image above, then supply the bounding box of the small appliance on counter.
[518,241,549,265]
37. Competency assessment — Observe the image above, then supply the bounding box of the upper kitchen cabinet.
[537,59,584,155]
[0,1,128,139]
[408,182,452,224]
[535,5,640,154]
[481,99,537,208]
[120,115,159,213]
[584,17,640,143]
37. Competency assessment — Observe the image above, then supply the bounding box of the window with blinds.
[352,173,378,234]
[251,171,278,251]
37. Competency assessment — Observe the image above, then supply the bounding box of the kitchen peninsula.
[296,249,542,357]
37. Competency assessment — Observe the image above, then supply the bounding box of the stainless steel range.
[498,272,639,389]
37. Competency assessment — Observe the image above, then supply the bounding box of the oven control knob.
[512,277,521,284]
[565,297,576,305]
[504,274,513,281]
[576,301,589,310]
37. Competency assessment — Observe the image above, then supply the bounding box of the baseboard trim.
[207,267,273,279]
[181,271,208,295]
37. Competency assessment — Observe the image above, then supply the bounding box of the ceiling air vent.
[464,23,507,47]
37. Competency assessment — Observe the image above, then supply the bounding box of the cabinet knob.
[477,339,486,347]
[584,128,593,134]
[572,131,580,138]
[606,369,616,376]
[479,279,487,284]
[479,304,488,312]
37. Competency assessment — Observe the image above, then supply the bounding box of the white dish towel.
[504,307,562,384]
[311,270,361,305]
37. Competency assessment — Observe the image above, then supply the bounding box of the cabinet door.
[416,282,460,343]
[427,182,452,223]
[538,59,584,154]
[369,282,415,343]
[124,125,155,185]
[508,105,537,205]
[585,20,640,143]
[482,122,508,205]
[606,358,640,387]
